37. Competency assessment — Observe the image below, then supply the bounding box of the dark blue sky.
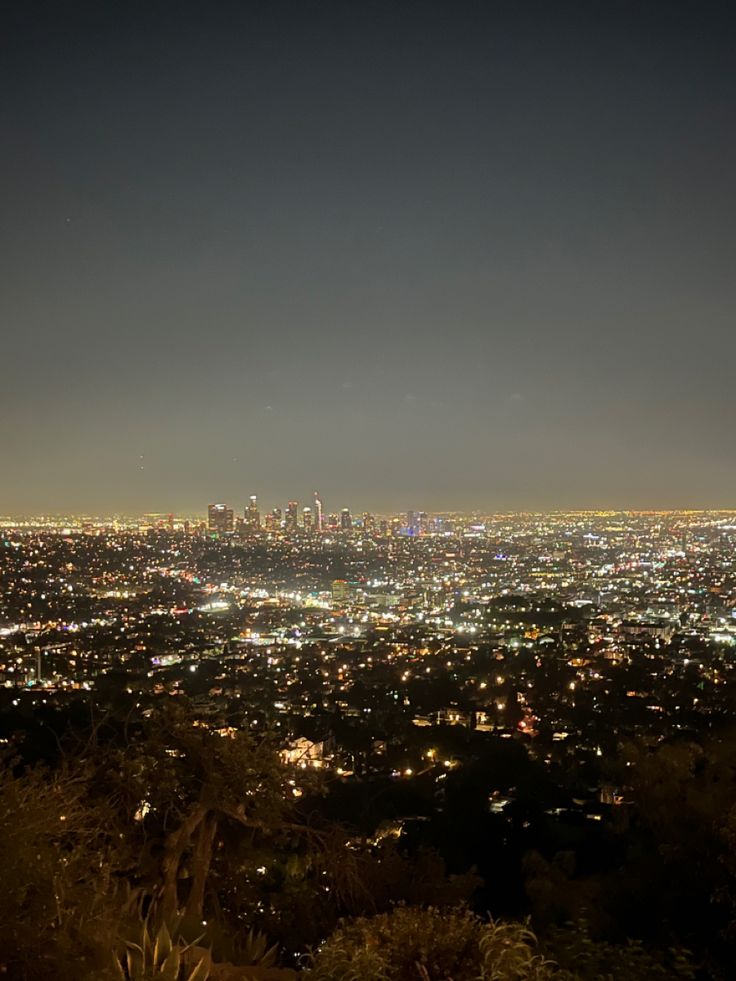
[2,0,735,514]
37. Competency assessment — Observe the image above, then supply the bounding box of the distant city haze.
[2,1,735,514]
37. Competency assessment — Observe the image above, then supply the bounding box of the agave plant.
[113,916,210,981]
[239,927,279,970]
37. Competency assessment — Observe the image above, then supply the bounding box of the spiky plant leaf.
[126,942,144,980]
[159,946,181,981]
[186,956,211,981]
[154,921,173,967]
[242,927,266,962]
[260,942,279,969]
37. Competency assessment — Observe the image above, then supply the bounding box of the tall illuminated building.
[245,495,260,532]
[285,500,298,534]
[362,512,375,534]
[302,506,313,532]
[208,503,234,535]
[340,508,352,532]
[314,491,323,532]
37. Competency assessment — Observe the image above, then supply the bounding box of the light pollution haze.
[2,1,735,515]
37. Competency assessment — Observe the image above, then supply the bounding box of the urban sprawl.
[2,504,735,827]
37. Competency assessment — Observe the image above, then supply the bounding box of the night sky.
[2,1,735,515]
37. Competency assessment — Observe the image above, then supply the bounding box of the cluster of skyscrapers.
[208,493,327,536]
[207,496,435,538]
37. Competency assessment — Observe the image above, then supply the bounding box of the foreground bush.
[304,905,557,980]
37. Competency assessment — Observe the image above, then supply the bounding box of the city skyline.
[5,502,736,523]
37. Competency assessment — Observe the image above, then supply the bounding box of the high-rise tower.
[245,495,260,532]
[286,500,299,534]
[208,503,234,535]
